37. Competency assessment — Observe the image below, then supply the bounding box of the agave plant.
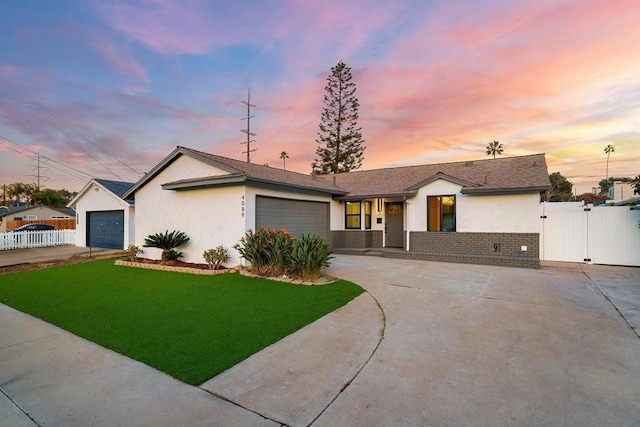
[143,230,190,261]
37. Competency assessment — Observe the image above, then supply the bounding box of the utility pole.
[240,88,256,162]
[27,152,49,192]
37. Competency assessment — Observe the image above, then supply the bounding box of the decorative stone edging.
[115,260,233,275]
[114,260,337,285]
[237,268,338,286]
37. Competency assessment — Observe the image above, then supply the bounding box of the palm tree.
[143,230,190,261]
[604,144,615,181]
[280,151,289,170]
[486,141,503,159]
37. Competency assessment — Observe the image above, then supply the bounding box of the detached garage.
[87,210,125,249]
[256,196,329,240]
[67,179,135,250]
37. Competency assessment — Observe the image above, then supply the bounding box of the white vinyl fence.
[540,203,640,266]
[0,229,76,250]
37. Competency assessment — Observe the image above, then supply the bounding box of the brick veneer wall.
[408,232,540,268]
[331,230,383,249]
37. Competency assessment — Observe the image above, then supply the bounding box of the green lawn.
[0,259,364,385]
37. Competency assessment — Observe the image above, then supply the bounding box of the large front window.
[345,201,361,229]
[427,196,456,232]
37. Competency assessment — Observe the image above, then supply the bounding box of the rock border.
[114,260,337,285]
[115,260,233,276]
[237,268,338,286]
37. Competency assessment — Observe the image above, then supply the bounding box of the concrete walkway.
[0,245,119,268]
[1,255,639,426]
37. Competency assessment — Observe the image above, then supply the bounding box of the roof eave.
[246,177,348,196]
[461,186,550,195]
[162,175,246,190]
[335,191,418,201]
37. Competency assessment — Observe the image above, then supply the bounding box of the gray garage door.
[87,210,124,249]
[256,196,329,240]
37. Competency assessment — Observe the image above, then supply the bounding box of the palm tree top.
[486,140,504,159]
[604,144,615,154]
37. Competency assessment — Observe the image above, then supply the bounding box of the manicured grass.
[0,259,364,385]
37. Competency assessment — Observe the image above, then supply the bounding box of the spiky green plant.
[143,230,190,261]
[289,234,333,280]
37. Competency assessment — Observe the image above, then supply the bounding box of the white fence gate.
[540,203,640,266]
[0,229,77,251]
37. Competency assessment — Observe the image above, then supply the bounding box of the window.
[364,201,372,229]
[26,215,37,220]
[345,201,361,229]
[427,196,456,231]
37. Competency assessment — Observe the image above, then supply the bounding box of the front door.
[385,202,404,248]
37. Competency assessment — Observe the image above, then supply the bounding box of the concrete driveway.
[1,255,638,426]
[317,256,640,426]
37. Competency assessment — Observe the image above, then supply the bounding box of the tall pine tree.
[312,61,365,174]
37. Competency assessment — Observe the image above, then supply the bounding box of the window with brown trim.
[427,195,456,231]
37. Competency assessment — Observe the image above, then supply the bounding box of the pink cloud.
[92,40,149,84]
[95,0,249,55]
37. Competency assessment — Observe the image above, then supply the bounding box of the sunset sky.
[1,0,639,195]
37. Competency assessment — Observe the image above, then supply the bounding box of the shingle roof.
[324,154,550,199]
[124,146,348,198]
[94,179,135,199]
[124,146,550,199]
[0,205,75,218]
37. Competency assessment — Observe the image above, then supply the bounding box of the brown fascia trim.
[461,186,550,195]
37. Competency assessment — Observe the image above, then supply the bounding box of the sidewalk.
[0,292,382,426]
[0,245,120,268]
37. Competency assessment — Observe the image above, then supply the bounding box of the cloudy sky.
[1,0,639,195]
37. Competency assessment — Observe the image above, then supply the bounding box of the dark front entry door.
[385,202,403,248]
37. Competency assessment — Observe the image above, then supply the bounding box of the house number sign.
[241,195,245,217]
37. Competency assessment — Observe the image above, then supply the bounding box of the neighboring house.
[123,146,550,268]
[0,205,75,232]
[609,181,636,201]
[67,179,135,250]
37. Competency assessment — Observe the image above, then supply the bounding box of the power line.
[0,73,142,179]
[0,135,94,183]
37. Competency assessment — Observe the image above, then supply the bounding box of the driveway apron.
[317,256,640,426]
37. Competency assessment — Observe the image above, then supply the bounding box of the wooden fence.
[5,219,76,230]
[0,229,77,250]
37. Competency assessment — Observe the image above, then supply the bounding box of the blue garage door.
[87,210,124,249]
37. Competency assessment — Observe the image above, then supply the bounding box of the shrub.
[203,245,230,270]
[143,230,190,261]
[234,228,293,276]
[235,229,331,280]
[165,249,184,261]
[125,245,142,262]
[289,234,333,280]
[265,229,294,276]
